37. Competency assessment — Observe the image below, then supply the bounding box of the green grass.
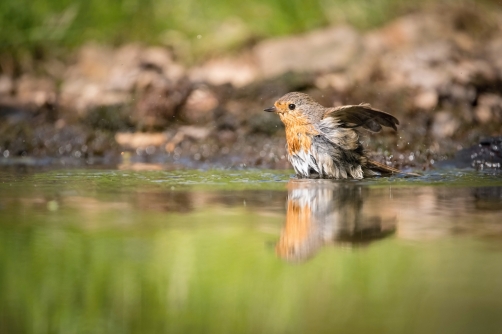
[0,0,500,64]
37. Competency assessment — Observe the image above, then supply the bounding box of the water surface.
[1,168,502,334]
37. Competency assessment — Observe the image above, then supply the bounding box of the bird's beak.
[264,106,277,112]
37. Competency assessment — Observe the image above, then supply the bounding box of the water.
[1,168,502,334]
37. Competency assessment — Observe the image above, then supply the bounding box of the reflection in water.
[472,187,502,211]
[276,180,502,261]
[2,170,502,333]
[276,180,397,262]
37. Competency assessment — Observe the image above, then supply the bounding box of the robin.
[276,180,397,262]
[264,92,408,179]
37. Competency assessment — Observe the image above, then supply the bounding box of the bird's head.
[264,92,324,126]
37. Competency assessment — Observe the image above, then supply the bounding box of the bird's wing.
[323,103,399,132]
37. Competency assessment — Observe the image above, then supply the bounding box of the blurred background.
[0,0,501,169]
[2,2,502,333]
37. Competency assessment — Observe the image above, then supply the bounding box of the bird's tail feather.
[367,159,420,177]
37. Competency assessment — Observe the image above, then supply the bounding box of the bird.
[264,92,407,179]
[276,179,397,262]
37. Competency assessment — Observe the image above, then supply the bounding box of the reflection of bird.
[472,187,502,211]
[276,180,396,262]
[264,92,403,179]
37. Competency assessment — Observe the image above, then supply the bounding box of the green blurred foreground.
[1,169,502,333]
[0,0,500,62]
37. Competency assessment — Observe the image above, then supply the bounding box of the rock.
[431,111,461,139]
[16,75,57,107]
[60,43,187,118]
[60,44,138,113]
[61,79,131,118]
[165,126,211,152]
[176,125,211,140]
[0,75,13,95]
[254,26,362,78]
[379,41,454,91]
[448,137,502,169]
[413,90,438,110]
[69,43,124,82]
[453,60,497,86]
[134,70,170,91]
[179,86,219,124]
[106,44,143,92]
[314,73,350,92]
[365,13,444,52]
[115,132,168,149]
[132,78,192,130]
[61,79,131,116]
[140,46,185,82]
[485,37,502,79]
[189,53,258,87]
[475,94,502,124]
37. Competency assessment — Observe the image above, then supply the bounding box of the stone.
[431,111,460,139]
[165,126,211,152]
[60,44,135,113]
[413,90,438,110]
[365,13,443,51]
[485,37,502,79]
[475,93,502,124]
[140,46,185,83]
[254,26,362,78]
[60,43,187,118]
[380,41,454,91]
[453,60,497,85]
[16,75,57,107]
[180,86,219,124]
[314,73,350,92]
[132,78,192,130]
[115,132,168,149]
[0,75,13,95]
[189,53,258,87]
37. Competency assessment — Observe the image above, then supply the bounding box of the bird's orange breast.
[276,200,312,258]
[279,112,319,155]
[286,128,314,155]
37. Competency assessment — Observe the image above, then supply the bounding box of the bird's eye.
[288,104,296,110]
